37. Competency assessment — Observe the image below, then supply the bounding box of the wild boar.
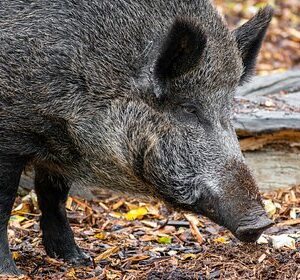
[0,0,273,275]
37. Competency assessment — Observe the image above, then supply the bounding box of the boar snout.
[235,211,274,243]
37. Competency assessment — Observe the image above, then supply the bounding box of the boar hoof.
[66,247,92,266]
[0,256,23,276]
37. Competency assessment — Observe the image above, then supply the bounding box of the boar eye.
[175,103,201,125]
[182,104,198,115]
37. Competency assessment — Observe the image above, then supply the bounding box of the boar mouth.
[234,213,274,243]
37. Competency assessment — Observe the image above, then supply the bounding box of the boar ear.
[233,6,273,84]
[155,18,207,81]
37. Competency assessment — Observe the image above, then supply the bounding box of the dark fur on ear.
[155,18,207,81]
[233,6,273,84]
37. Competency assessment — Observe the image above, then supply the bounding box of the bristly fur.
[0,0,273,274]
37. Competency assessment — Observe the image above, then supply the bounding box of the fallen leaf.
[66,197,73,211]
[157,236,172,244]
[290,208,297,219]
[270,235,296,250]
[258,253,267,263]
[124,207,148,220]
[125,255,150,263]
[12,202,32,216]
[181,253,197,260]
[29,190,39,210]
[140,220,158,228]
[45,257,64,265]
[94,246,119,262]
[111,199,125,210]
[257,235,269,245]
[65,268,77,279]
[264,99,275,107]
[94,232,106,240]
[263,199,277,217]
[105,270,122,280]
[184,214,205,244]
[167,250,177,256]
[213,236,230,244]
[12,252,21,261]
[9,215,26,224]
[276,218,300,227]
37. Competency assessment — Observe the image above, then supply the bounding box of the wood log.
[245,149,300,191]
[234,70,300,191]
[236,70,300,98]
[234,69,300,137]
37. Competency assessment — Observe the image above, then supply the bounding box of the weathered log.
[234,69,300,137]
[245,148,300,191]
[236,70,300,98]
[233,70,300,191]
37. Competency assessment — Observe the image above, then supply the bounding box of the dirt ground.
[1,185,299,280]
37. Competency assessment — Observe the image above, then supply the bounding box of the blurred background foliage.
[214,0,300,75]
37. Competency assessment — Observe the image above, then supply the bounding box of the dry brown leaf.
[111,198,125,210]
[184,214,204,244]
[94,246,119,262]
[258,253,267,263]
[65,268,77,279]
[276,218,300,227]
[124,255,150,263]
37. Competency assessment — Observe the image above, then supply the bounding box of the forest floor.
[4,186,300,280]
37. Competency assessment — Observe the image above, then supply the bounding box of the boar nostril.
[235,216,274,243]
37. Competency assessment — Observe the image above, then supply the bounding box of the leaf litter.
[1,185,299,280]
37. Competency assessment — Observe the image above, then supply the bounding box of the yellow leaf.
[124,207,148,221]
[12,252,21,261]
[12,202,32,215]
[66,197,73,211]
[94,232,106,240]
[157,236,172,244]
[264,200,277,217]
[213,236,230,244]
[10,215,26,223]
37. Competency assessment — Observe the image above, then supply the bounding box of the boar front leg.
[0,154,27,276]
[34,167,91,265]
